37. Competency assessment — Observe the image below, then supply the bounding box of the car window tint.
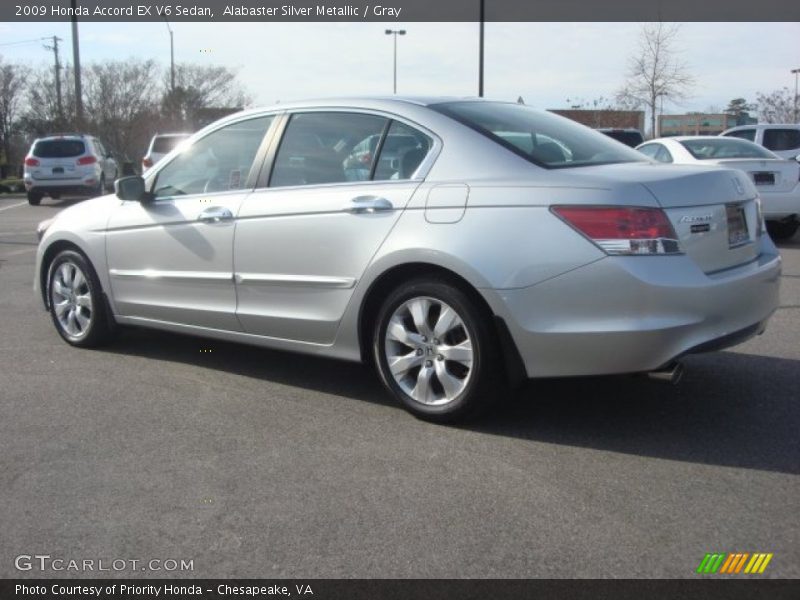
[373,121,433,181]
[33,140,86,158]
[762,129,800,151]
[433,101,645,169]
[271,112,388,187]
[637,144,660,159]
[655,145,673,163]
[153,135,190,154]
[680,138,775,160]
[723,129,756,142]
[152,116,273,198]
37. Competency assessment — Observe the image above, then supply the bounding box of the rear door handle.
[343,196,394,214]
[198,206,234,223]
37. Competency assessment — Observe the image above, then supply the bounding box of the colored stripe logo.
[696,553,773,574]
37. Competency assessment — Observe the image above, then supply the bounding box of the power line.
[0,37,50,48]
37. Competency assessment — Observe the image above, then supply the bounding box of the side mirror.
[115,176,152,202]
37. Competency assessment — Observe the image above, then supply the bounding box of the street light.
[385,29,406,94]
[163,17,175,93]
[792,68,800,124]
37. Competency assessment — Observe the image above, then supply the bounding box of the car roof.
[647,136,757,143]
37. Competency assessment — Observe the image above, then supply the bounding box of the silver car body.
[637,136,800,220]
[35,98,782,379]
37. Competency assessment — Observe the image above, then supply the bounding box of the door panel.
[234,182,419,343]
[106,193,245,330]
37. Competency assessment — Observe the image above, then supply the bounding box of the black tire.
[372,277,502,423]
[47,249,113,347]
[27,191,42,205]
[766,220,799,241]
[93,175,105,197]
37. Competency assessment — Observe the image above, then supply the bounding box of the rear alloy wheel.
[27,191,42,206]
[766,220,799,241]
[47,250,112,347]
[373,279,501,422]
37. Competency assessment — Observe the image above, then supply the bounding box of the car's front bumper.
[482,241,782,378]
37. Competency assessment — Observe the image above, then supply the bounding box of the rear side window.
[152,136,189,154]
[33,140,85,158]
[680,138,775,160]
[373,121,433,181]
[271,112,388,186]
[723,129,756,142]
[762,129,800,151]
[432,101,645,168]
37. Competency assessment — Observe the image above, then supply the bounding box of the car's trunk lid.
[705,158,799,194]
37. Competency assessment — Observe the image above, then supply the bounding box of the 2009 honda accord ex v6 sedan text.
[35,98,782,422]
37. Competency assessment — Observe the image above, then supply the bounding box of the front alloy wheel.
[47,250,112,347]
[374,278,501,422]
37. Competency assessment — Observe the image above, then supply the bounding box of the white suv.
[721,124,800,161]
[23,134,118,205]
[141,133,191,172]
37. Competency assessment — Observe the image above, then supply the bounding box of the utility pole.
[71,0,83,130]
[43,36,64,123]
[478,0,485,97]
[163,17,175,93]
[792,68,800,124]
[384,29,406,94]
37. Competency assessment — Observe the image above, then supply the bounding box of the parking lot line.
[0,201,27,213]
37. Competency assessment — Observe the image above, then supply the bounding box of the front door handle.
[198,206,234,223]
[343,196,394,214]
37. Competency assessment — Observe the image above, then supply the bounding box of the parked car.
[23,134,118,205]
[636,136,800,240]
[596,128,644,148]
[142,133,192,172]
[34,98,781,422]
[721,124,800,161]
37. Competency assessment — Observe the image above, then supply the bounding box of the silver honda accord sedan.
[35,98,782,421]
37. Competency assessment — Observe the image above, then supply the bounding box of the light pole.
[163,17,175,93]
[479,0,484,97]
[385,29,406,94]
[792,68,800,124]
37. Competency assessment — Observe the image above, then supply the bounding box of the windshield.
[431,101,646,168]
[680,138,776,160]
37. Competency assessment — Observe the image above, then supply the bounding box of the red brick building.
[548,109,645,131]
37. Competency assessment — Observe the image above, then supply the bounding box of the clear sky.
[0,21,798,114]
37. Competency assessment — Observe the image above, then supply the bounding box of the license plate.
[52,167,64,174]
[726,204,749,247]
[753,172,774,185]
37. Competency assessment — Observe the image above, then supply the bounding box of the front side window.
[431,101,645,168]
[152,116,273,198]
[271,112,388,187]
[762,128,800,151]
[723,129,756,142]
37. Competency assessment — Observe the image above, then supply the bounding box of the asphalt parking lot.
[1,193,798,579]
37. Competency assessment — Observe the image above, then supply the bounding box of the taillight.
[142,157,153,169]
[25,157,39,167]
[77,155,97,165]
[552,206,682,255]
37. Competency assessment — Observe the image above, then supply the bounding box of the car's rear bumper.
[25,181,97,196]
[482,239,782,378]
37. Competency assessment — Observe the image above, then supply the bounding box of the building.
[548,109,645,131]
[658,113,757,137]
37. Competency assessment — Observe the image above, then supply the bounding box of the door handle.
[343,196,394,214]
[198,206,234,223]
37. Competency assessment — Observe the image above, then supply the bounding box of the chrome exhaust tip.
[647,361,684,385]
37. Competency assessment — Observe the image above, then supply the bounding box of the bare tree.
[23,63,76,135]
[83,59,160,161]
[616,23,695,137]
[755,87,795,123]
[0,57,29,169]
[162,63,251,129]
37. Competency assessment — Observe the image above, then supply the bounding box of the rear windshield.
[33,139,85,158]
[431,101,645,168]
[152,135,190,154]
[599,130,644,148]
[680,138,776,160]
